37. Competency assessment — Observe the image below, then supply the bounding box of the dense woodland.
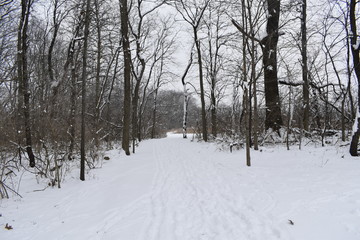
[0,0,360,192]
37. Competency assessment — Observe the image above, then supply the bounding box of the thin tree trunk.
[245,88,251,166]
[80,0,91,181]
[181,50,193,139]
[132,84,140,153]
[301,0,310,132]
[251,37,259,150]
[151,87,159,139]
[68,40,77,160]
[67,9,84,160]
[242,0,250,166]
[49,0,61,119]
[94,0,102,149]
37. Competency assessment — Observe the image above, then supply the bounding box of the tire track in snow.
[139,137,287,240]
[138,139,176,240]
[178,145,277,240]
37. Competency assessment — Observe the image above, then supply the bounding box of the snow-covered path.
[1,133,360,240]
[137,135,283,240]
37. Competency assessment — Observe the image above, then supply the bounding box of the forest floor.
[1,133,360,240]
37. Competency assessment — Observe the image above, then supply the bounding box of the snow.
[1,133,360,240]
[267,65,274,71]
[353,39,360,51]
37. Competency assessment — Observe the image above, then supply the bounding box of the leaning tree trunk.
[349,0,360,156]
[262,0,283,132]
[17,0,35,168]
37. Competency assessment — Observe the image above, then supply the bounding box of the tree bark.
[80,0,91,180]
[181,50,193,139]
[17,0,35,168]
[120,0,131,155]
[263,0,283,131]
[94,0,102,149]
[301,0,310,132]
[349,0,360,156]
[49,0,61,119]
[194,28,208,142]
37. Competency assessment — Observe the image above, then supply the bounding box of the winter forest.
[1,0,360,239]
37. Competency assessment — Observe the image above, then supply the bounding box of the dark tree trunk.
[120,0,131,155]
[80,0,91,180]
[17,0,35,168]
[94,0,102,148]
[151,87,159,139]
[67,13,84,160]
[241,1,251,166]
[301,0,310,132]
[349,0,360,156]
[194,28,208,142]
[68,40,77,160]
[48,0,63,119]
[132,82,140,153]
[262,0,283,131]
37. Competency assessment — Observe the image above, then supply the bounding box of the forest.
[1,0,360,190]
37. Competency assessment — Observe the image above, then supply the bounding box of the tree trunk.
[210,80,217,138]
[181,51,193,139]
[194,28,208,142]
[94,0,102,149]
[301,0,310,132]
[263,0,283,131]
[49,0,61,119]
[251,37,259,150]
[80,0,91,180]
[182,84,189,139]
[120,0,131,156]
[132,83,140,153]
[68,40,77,160]
[151,87,159,139]
[349,0,360,156]
[17,0,35,168]
[245,87,251,166]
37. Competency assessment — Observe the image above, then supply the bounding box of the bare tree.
[232,0,283,133]
[203,1,233,138]
[67,3,85,160]
[174,0,210,142]
[48,0,67,119]
[80,0,92,180]
[349,0,360,156]
[120,0,131,155]
[181,49,193,139]
[301,0,310,132]
[262,0,283,131]
[17,0,35,167]
[128,0,165,152]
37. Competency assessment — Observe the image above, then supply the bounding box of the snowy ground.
[1,133,360,240]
